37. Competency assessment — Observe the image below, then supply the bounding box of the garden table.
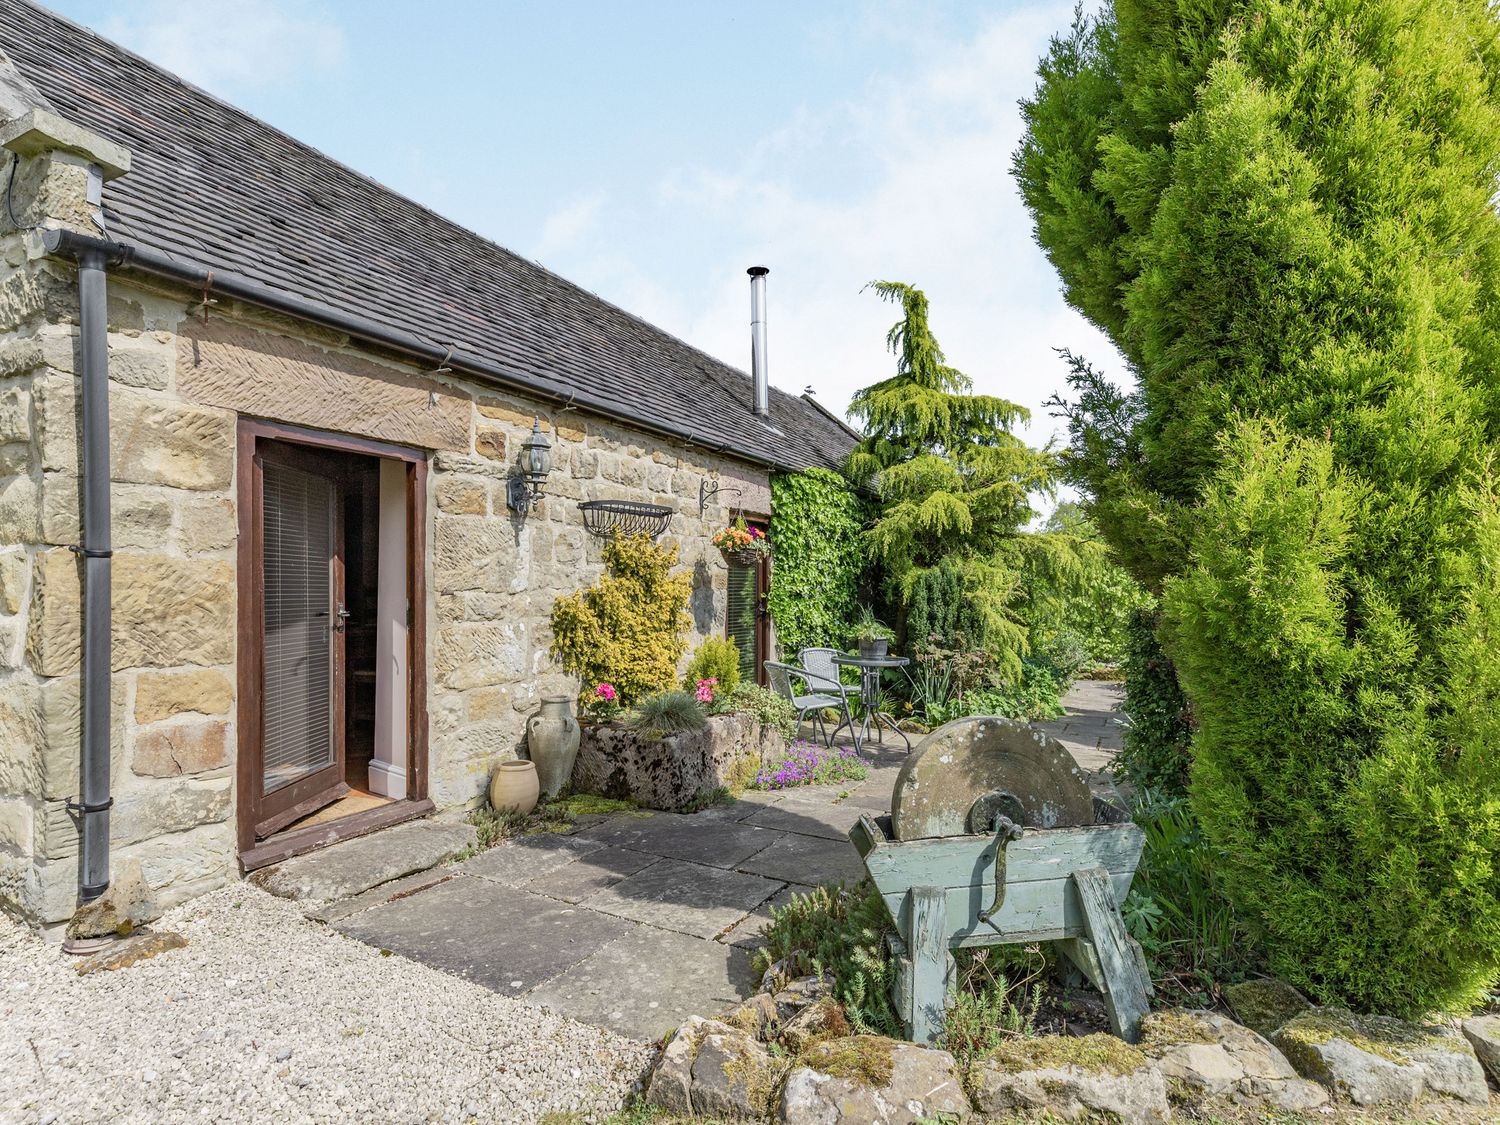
[831,653,912,754]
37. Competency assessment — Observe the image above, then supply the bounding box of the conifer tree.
[847,281,1061,672]
[1019,0,1500,1013]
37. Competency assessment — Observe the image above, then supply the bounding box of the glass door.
[252,445,348,837]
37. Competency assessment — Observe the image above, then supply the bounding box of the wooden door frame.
[235,418,430,863]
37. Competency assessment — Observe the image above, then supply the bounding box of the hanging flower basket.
[712,520,771,567]
[719,545,766,567]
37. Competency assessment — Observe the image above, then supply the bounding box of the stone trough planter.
[571,712,785,811]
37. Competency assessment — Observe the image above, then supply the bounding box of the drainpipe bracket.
[67,544,112,559]
[65,796,113,816]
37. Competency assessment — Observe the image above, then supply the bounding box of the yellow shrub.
[550,534,693,708]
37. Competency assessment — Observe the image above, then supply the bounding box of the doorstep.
[248,814,476,902]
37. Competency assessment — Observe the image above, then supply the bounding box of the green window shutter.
[726,562,758,682]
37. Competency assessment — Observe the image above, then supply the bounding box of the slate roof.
[0,1,856,471]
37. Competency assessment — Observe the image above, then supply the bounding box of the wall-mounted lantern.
[506,418,554,512]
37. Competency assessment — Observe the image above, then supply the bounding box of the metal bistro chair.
[765,660,854,748]
[798,647,862,745]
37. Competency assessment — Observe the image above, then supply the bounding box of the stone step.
[250,819,477,903]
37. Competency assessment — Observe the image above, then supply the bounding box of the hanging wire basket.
[577,499,674,539]
[719,544,770,567]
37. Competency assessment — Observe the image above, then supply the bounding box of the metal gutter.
[41,229,796,472]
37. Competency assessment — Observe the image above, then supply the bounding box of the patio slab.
[736,832,867,887]
[522,846,660,904]
[581,858,784,939]
[334,876,638,992]
[839,788,894,814]
[742,794,869,841]
[527,926,757,1040]
[455,831,604,887]
[579,811,782,868]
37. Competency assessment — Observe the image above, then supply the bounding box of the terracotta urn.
[526,695,581,799]
[488,759,539,816]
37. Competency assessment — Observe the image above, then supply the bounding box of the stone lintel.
[0,108,131,180]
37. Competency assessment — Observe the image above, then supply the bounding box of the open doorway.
[236,419,430,869]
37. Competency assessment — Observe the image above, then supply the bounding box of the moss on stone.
[725,750,759,793]
[798,1035,897,1088]
[1274,1008,1452,1067]
[719,1038,786,1114]
[984,1033,1149,1077]
[549,794,639,817]
[1224,978,1311,1039]
[721,1007,758,1035]
[1141,1010,1221,1049]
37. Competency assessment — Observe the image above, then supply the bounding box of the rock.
[65,858,160,939]
[780,998,852,1054]
[718,993,779,1040]
[778,1037,968,1125]
[968,1033,1170,1124]
[74,929,187,974]
[1275,1007,1488,1106]
[571,713,771,811]
[1141,1009,1327,1111]
[692,1027,786,1119]
[771,974,832,1023]
[1405,1028,1491,1105]
[1224,977,1312,1039]
[760,958,789,994]
[1462,1015,1500,1083]
[646,1016,724,1115]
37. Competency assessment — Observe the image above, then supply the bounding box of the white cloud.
[525,2,1128,458]
[102,0,346,95]
[535,191,607,262]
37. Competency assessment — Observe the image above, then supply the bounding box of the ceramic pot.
[489,760,539,816]
[858,638,889,660]
[527,695,581,799]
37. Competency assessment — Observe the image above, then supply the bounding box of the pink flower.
[595,683,617,702]
[695,677,718,703]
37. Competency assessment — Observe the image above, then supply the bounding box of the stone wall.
[0,194,774,926]
[421,376,768,806]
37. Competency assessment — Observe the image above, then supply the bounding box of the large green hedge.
[1020,0,1500,1014]
[769,468,868,657]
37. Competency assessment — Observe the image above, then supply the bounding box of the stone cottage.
[0,1,856,928]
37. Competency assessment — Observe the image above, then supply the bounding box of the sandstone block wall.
[0,221,775,925]
[0,221,240,925]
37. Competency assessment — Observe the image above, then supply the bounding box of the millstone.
[889,717,1094,840]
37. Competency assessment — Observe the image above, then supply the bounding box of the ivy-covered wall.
[769,468,869,657]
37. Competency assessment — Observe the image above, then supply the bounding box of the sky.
[45,0,1126,454]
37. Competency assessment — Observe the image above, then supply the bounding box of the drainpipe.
[43,228,113,906]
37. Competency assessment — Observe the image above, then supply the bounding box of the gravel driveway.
[0,886,653,1124]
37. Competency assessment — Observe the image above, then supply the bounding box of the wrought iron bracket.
[507,475,541,512]
[699,478,742,517]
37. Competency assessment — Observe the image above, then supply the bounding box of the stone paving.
[317,682,1125,1041]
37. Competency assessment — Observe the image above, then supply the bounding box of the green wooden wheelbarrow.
[848,716,1154,1046]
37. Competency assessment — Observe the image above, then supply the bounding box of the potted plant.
[712,517,771,567]
[853,609,896,660]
